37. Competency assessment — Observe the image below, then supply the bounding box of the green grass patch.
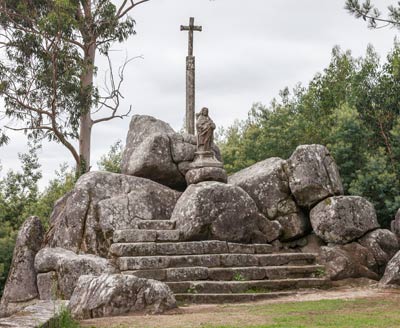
[313,268,326,277]
[84,295,400,328]
[45,306,81,328]
[233,273,246,281]
[200,298,400,328]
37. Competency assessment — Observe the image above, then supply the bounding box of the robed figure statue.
[186,106,227,184]
[196,107,215,152]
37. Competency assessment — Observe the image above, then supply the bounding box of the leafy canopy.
[218,44,400,227]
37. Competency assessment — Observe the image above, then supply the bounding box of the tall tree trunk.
[79,40,96,174]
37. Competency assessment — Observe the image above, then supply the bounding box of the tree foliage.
[218,44,400,228]
[346,0,400,29]
[0,0,149,175]
[97,140,123,173]
[0,145,75,296]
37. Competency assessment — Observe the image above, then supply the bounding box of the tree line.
[218,44,400,228]
[0,143,119,296]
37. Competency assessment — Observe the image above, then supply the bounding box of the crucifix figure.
[181,17,202,135]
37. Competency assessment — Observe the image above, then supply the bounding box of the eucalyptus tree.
[0,0,149,175]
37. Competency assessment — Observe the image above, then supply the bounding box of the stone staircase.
[109,220,330,304]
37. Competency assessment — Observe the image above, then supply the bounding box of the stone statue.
[184,107,227,185]
[196,107,215,152]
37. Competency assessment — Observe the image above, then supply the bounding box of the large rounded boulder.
[120,115,184,189]
[310,196,379,244]
[286,144,344,208]
[228,157,309,241]
[35,247,118,300]
[228,158,295,219]
[358,229,399,272]
[45,172,181,257]
[171,182,282,243]
[320,243,379,281]
[380,250,400,286]
[68,274,176,319]
[120,115,221,189]
[390,208,400,240]
[0,217,44,317]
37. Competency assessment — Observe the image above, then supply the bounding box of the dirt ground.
[80,284,400,328]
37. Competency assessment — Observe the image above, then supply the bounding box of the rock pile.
[1,114,399,321]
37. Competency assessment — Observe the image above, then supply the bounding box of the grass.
[313,268,326,278]
[80,293,400,328]
[208,298,400,328]
[45,306,81,328]
[187,286,198,294]
[232,273,246,281]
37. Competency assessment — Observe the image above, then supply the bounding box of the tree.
[0,0,150,175]
[0,143,42,296]
[0,143,42,228]
[345,0,400,29]
[0,145,76,296]
[97,140,123,173]
[219,44,400,227]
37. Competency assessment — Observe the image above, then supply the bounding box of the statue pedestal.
[185,151,227,185]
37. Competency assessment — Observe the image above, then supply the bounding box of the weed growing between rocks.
[233,273,245,281]
[45,306,80,328]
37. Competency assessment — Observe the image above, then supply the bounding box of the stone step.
[113,229,180,243]
[117,253,317,271]
[175,291,311,304]
[137,220,176,230]
[167,278,329,294]
[0,300,68,328]
[123,265,324,281]
[110,241,273,257]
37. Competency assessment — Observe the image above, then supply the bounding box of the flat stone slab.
[167,278,329,293]
[118,253,317,271]
[137,220,176,230]
[113,229,180,243]
[110,241,273,257]
[0,301,67,328]
[124,264,324,282]
[174,291,306,304]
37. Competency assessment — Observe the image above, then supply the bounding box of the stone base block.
[37,271,58,300]
[185,167,228,185]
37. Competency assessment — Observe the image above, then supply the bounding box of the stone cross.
[181,17,202,135]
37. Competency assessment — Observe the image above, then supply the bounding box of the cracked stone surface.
[228,157,310,241]
[171,181,282,243]
[120,115,221,189]
[45,171,181,256]
[0,300,68,328]
[68,274,176,319]
[321,242,379,281]
[229,158,295,219]
[310,196,379,244]
[358,229,399,273]
[286,144,343,208]
[380,250,400,286]
[0,216,44,317]
[34,247,118,300]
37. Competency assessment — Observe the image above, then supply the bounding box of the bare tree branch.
[92,54,142,125]
[117,0,151,19]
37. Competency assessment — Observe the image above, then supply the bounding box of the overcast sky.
[0,0,398,188]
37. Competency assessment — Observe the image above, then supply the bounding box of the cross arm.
[180,25,202,31]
